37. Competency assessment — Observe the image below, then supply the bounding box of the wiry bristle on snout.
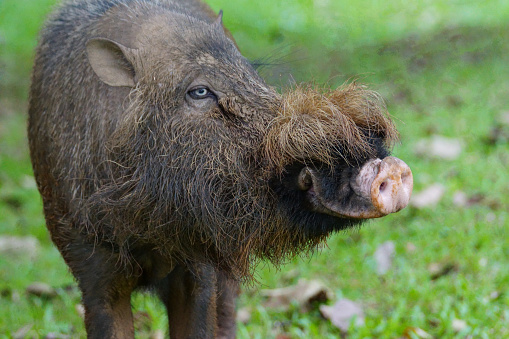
[263,82,398,174]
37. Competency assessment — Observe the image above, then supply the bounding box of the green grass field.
[1,0,509,338]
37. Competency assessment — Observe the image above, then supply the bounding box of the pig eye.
[188,87,215,100]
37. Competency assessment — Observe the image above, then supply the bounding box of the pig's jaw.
[299,157,413,219]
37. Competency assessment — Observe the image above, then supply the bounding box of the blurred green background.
[1,0,509,338]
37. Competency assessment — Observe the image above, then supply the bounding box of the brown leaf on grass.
[13,324,33,339]
[428,318,440,328]
[486,125,509,145]
[481,289,503,304]
[11,291,21,303]
[414,135,462,160]
[44,333,71,339]
[0,236,39,259]
[452,191,468,207]
[26,282,57,298]
[485,111,509,145]
[489,291,502,300]
[236,307,251,324]
[405,242,417,253]
[452,191,485,208]
[428,262,458,280]
[403,327,433,338]
[452,318,467,332]
[134,311,152,332]
[410,184,445,209]
[58,284,81,300]
[374,241,395,275]
[319,299,365,332]
[75,304,85,319]
[150,329,165,339]
[261,279,332,312]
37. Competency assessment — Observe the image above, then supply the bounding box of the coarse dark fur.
[28,0,398,337]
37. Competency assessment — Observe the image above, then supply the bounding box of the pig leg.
[64,239,138,339]
[157,264,218,339]
[215,271,239,339]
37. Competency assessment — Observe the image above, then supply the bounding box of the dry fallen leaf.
[11,291,21,303]
[410,184,445,209]
[21,175,38,189]
[486,112,509,145]
[261,279,332,312]
[489,291,501,300]
[134,311,152,332]
[486,125,509,145]
[236,307,251,324]
[319,298,365,332]
[374,241,395,275]
[26,282,57,298]
[45,333,71,339]
[414,135,463,160]
[452,318,467,332]
[0,236,39,259]
[452,191,485,208]
[428,262,457,280]
[403,327,433,338]
[75,304,85,319]
[150,329,165,339]
[452,191,468,207]
[13,324,33,339]
[405,242,417,253]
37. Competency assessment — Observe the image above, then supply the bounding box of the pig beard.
[80,97,319,281]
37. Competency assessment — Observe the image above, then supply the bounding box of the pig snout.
[298,156,413,219]
[355,156,413,217]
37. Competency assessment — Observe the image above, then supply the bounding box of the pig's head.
[85,8,412,279]
[264,85,412,228]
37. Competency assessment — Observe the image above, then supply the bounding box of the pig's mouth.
[297,157,413,219]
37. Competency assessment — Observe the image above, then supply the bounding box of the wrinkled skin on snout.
[28,0,412,338]
[296,156,412,218]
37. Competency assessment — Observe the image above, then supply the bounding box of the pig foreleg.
[157,264,218,338]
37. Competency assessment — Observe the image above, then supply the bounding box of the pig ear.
[213,10,224,28]
[86,38,136,87]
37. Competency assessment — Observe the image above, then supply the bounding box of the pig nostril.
[379,181,388,193]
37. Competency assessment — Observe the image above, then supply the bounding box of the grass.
[1,0,509,338]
